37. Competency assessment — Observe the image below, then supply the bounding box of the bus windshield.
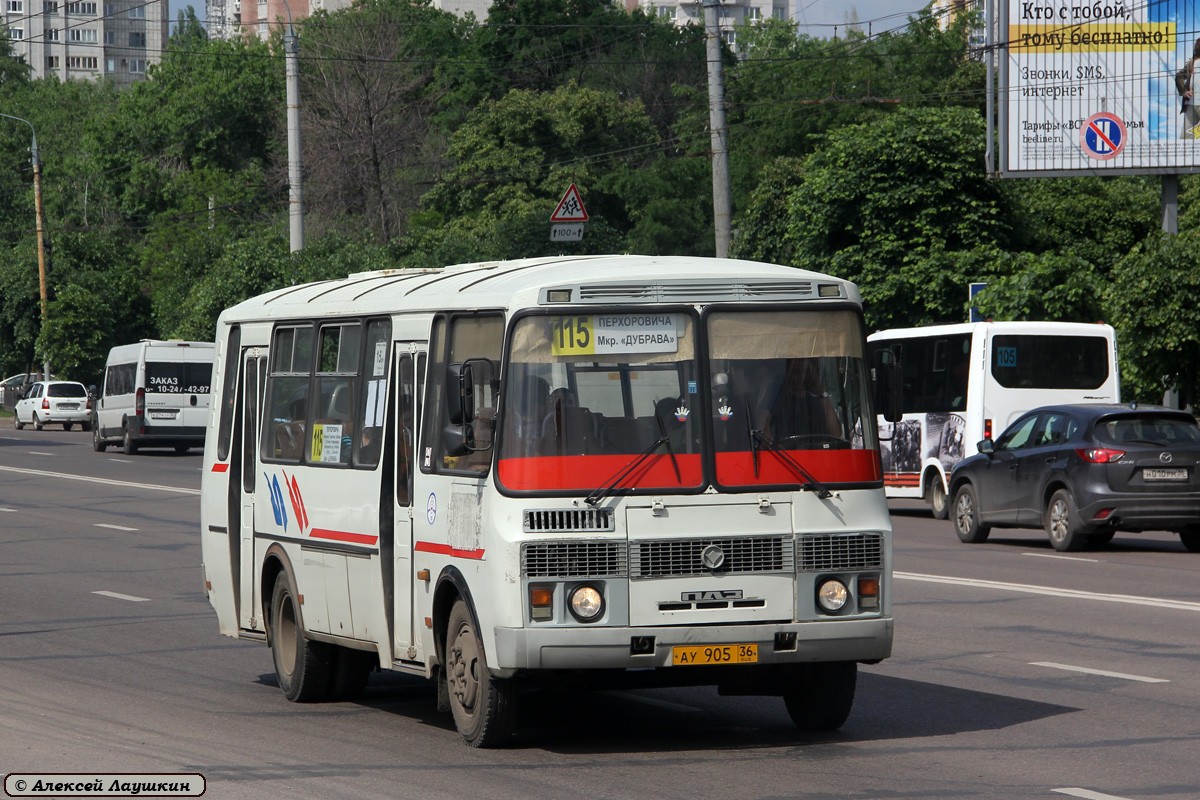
[497,308,881,493]
[707,310,880,488]
[498,312,703,492]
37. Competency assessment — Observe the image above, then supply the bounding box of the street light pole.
[701,0,731,258]
[0,113,51,379]
[280,1,305,252]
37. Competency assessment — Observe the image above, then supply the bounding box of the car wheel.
[1180,526,1200,553]
[929,476,949,520]
[33,412,43,431]
[1045,488,1085,552]
[953,483,990,543]
[92,423,107,452]
[63,422,73,431]
[123,427,138,455]
[13,412,23,430]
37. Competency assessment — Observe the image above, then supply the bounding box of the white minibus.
[867,321,1120,517]
[200,255,895,746]
[92,340,214,454]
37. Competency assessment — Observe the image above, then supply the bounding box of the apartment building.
[635,0,793,50]
[2,0,169,84]
[206,0,355,39]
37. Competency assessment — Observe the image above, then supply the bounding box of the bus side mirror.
[446,362,475,426]
[874,352,903,423]
[443,423,475,457]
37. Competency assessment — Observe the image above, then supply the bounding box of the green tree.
[1106,231,1200,406]
[732,106,1010,328]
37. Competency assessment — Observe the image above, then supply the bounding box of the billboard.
[1001,0,1200,176]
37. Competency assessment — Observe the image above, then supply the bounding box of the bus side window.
[261,325,313,463]
[356,319,391,468]
[421,314,504,475]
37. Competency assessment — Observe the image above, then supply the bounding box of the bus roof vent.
[573,280,817,304]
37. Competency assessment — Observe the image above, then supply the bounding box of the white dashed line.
[94,523,139,532]
[92,591,150,603]
[0,507,15,513]
[108,458,133,464]
[1054,788,1137,800]
[28,451,53,456]
[895,572,1200,613]
[1022,553,1100,562]
[0,464,198,495]
[1032,662,1168,684]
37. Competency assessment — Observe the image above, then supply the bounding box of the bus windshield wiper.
[747,425,833,499]
[584,412,681,506]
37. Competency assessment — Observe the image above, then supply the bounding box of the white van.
[92,340,215,454]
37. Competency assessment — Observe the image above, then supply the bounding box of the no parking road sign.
[1080,113,1126,161]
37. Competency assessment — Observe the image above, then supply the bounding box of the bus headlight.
[568,584,604,622]
[817,579,849,613]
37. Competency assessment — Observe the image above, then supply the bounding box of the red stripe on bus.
[497,453,703,492]
[211,463,229,473]
[415,541,486,560]
[310,528,378,546]
[497,450,881,491]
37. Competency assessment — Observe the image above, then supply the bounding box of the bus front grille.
[521,541,627,578]
[524,508,615,533]
[629,536,794,579]
[798,533,884,572]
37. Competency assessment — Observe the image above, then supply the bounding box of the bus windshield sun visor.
[584,410,681,506]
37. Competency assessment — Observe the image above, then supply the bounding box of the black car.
[949,404,1200,552]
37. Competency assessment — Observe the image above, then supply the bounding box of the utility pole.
[0,113,51,379]
[282,3,305,252]
[702,0,732,258]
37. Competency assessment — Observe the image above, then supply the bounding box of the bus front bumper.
[491,617,892,676]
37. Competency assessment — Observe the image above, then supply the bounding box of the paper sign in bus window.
[550,314,679,356]
[996,346,1018,368]
[311,423,343,463]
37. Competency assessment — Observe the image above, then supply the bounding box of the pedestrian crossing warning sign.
[550,184,589,222]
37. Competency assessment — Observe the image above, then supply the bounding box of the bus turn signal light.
[530,587,553,621]
[858,577,879,609]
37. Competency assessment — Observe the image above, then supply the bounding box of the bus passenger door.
[392,347,425,661]
[238,349,265,631]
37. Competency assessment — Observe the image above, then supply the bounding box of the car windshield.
[48,383,86,398]
[1094,414,1200,446]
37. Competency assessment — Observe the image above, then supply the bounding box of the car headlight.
[568,584,604,622]
[817,579,849,613]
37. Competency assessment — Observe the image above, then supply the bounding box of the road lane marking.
[94,523,139,532]
[0,508,15,513]
[1054,789,1136,800]
[28,451,53,456]
[0,464,198,495]
[92,591,150,602]
[1032,662,1168,683]
[108,458,133,463]
[895,571,1200,613]
[1023,553,1099,562]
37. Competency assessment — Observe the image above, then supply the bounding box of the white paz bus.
[867,321,1120,518]
[200,255,895,747]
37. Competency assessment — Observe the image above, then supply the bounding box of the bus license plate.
[1143,468,1187,481]
[150,411,176,420]
[672,644,758,666]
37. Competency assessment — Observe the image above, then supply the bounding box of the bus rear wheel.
[928,476,949,520]
[446,599,517,747]
[783,661,857,732]
[270,573,331,702]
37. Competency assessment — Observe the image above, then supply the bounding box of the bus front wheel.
[446,599,517,747]
[783,661,857,731]
[270,573,331,702]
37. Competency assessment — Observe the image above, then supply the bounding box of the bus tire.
[446,598,517,747]
[328,646,373,702]
[1179,527,1200,553]
[928,475,949,520]
[92,424,106,452]
[1046,489,1085,552]
[270,573,332,703]
[123,427,138,455]
[953,483,990,543]
[783,661,857,732]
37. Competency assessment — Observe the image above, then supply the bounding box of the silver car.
[14,381,92,431]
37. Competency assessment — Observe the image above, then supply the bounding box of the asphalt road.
[1,425,1197,800]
